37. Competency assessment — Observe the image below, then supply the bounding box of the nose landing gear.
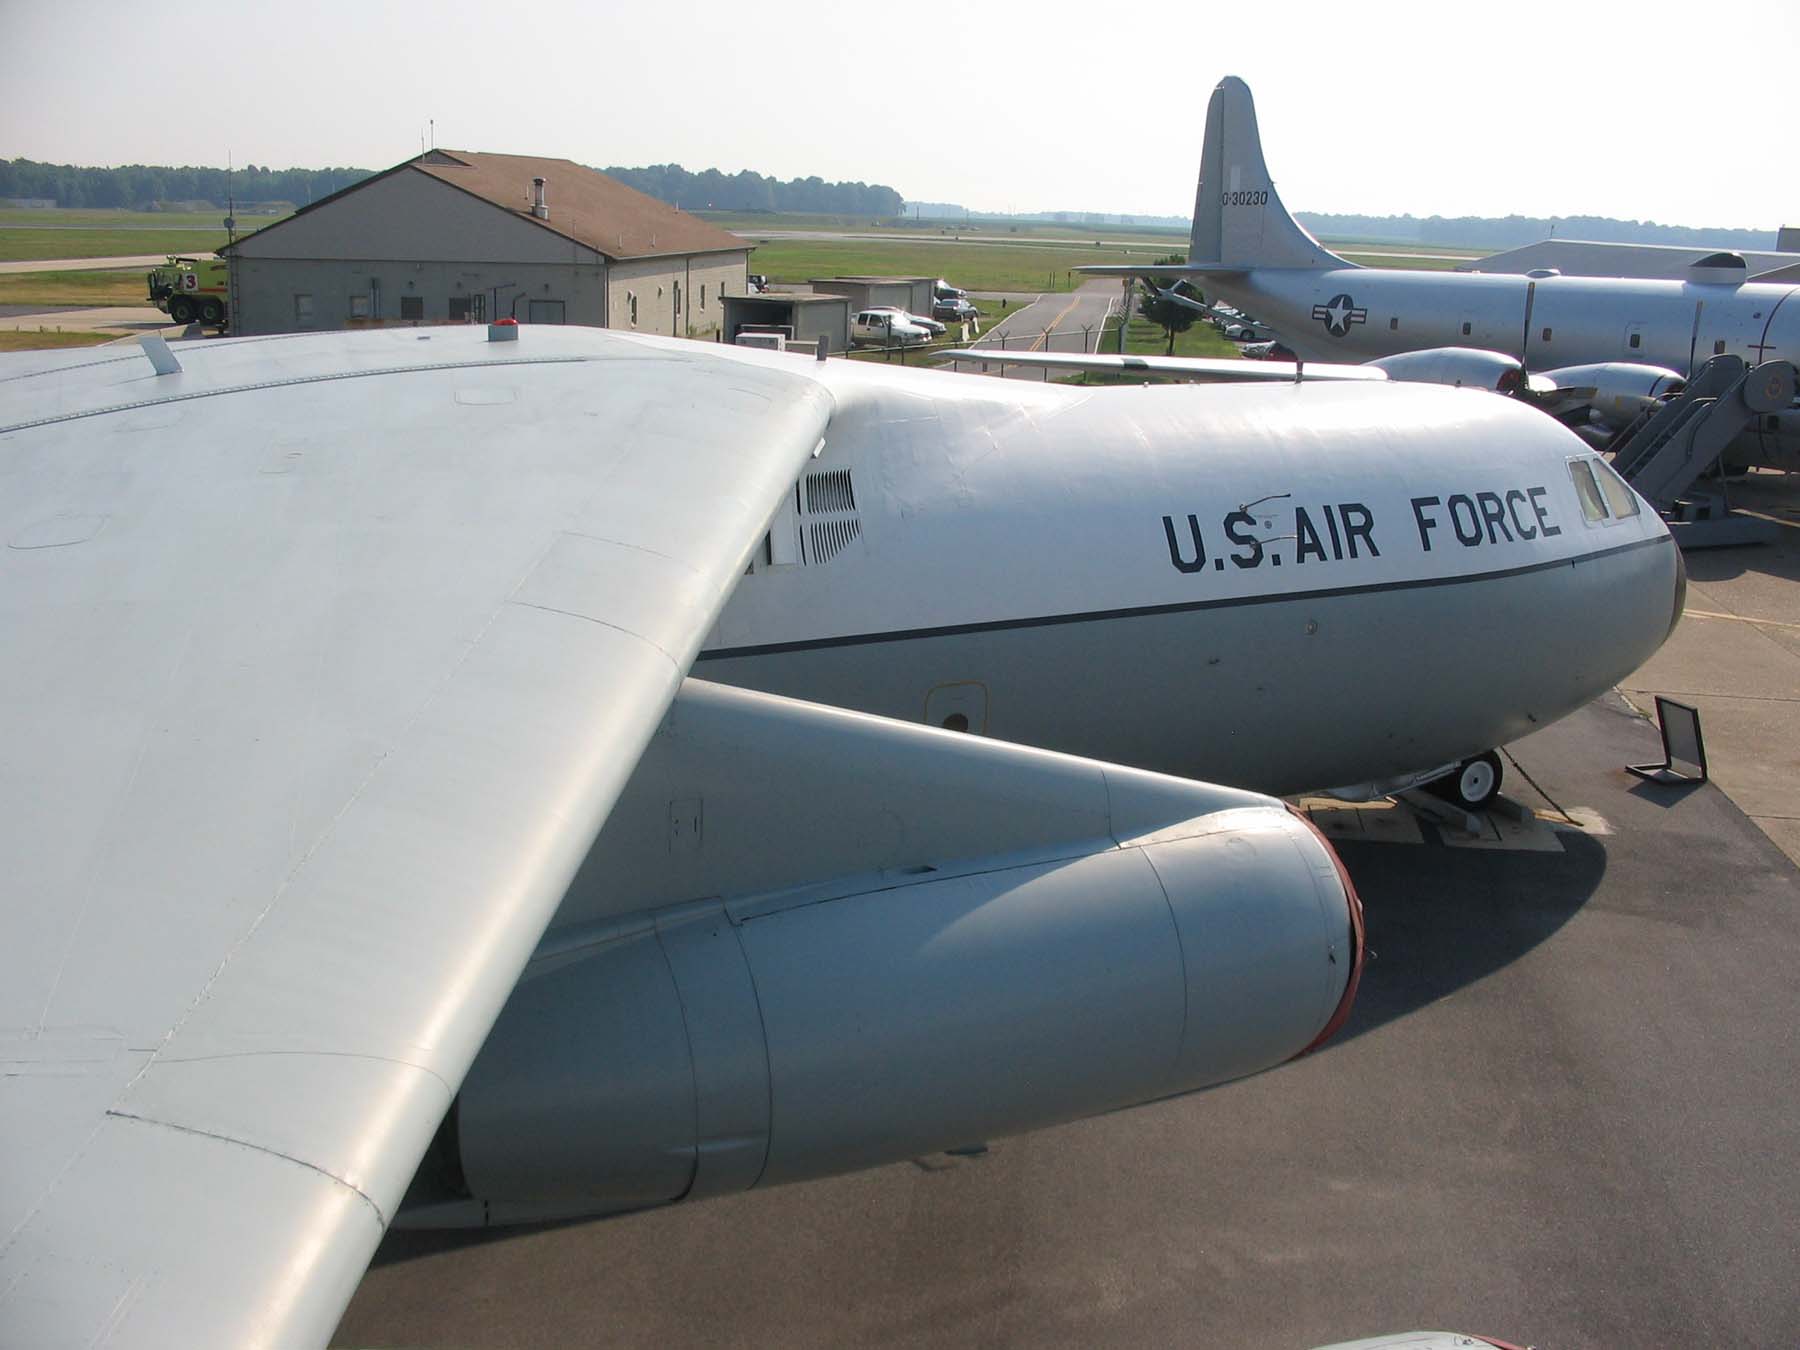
[1425,750,1504,812]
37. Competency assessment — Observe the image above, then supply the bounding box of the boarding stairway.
[1609,355,1796,548]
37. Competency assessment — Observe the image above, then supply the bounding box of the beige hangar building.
[222,149,751,337]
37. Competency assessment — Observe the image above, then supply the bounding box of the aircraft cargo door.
[925,681,988,734]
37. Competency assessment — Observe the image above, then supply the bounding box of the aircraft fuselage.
[701,357,1681,797]
[1213,268,1800,378]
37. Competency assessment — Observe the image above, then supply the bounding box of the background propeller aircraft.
[1078,75,1800,467]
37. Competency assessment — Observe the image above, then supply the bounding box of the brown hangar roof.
[414,150,746,261]
[224,148,747,263]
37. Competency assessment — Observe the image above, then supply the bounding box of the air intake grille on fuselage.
[808,516,861,565]
[805,468,856,514]
[798,466,861,565]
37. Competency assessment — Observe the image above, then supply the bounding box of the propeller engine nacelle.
[1365,347,1531,393]
[1537,362,1686,428]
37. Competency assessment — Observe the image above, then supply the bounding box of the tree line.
[0,158,374,210]
[1296,211,1778,252]
[1,156,905,219]
[599,163,902,216]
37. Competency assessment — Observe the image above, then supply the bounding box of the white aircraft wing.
[934,348,1389,382]
[0,328,831,1346]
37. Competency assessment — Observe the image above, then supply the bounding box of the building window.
[701,284,707,310]
[399,296,424,320]
[527,298,566,324]
[1629,332,1641,349]
[628,292,638,326]
[1542,327,1553,342]
[448,295,485,322]
[349,294,371,319]
[1460,321,1472,336]
[293,294,313,326]
[1714,339,1727,354]
[1389,316,1399,330]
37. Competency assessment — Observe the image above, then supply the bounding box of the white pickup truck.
[851,309,935,347]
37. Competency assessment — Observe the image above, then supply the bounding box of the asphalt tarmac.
[333,672,1800,1346]
[957,279,1123,381]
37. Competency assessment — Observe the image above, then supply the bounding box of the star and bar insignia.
[1311,293,1368,337]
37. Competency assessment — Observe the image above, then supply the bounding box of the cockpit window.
[1593,458,1642,519]
[1568,458,1608,523]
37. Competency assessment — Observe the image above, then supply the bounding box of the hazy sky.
[4,0,1795,230]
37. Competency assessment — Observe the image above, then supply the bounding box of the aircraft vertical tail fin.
[1189,77,1352,271]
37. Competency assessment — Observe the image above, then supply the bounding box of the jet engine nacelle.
[1365,347,1529,393]
[1538,362,1686,428]
[424,804,1359,1228]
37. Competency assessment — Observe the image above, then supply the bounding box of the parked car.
[933,296,979,323]
[865,305,945,337]
[746,273,768,293]
[851,309,934,347]
[933,279,968,301]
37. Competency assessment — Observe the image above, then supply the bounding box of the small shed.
[722,293,850,353]
[808,276,936,317]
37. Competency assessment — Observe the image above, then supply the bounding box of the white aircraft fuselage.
[1215,267,1800,376]
[701,351,1682,797]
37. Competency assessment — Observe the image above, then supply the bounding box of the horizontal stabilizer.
[935,348,1388,383]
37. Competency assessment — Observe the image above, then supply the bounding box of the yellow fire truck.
[147,256,229,329]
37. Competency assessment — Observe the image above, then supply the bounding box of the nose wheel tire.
[1429,751,1503,812]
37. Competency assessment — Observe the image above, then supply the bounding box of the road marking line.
[1685,608,1800,633]
[1031,294,1083,352]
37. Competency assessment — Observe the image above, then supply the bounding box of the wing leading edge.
[0,327,831,1346]
[934,348,1388,382]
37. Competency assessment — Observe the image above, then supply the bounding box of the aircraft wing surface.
[935,348,1388,382]
[0,327,831,1346]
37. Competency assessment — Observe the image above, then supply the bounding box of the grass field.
[1316,235,1491,257]
[0,228,226,262]
[0,269,147,307]
[702,210,1187,245]
[749,237,1170,293]
[1341,251,1465,271]
[0,329,121,351]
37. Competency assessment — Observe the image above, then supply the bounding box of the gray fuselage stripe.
[697,533,1672,661]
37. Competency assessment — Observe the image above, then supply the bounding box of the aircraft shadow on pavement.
[370,828,1607,1269]
[1326,827,1606,1045]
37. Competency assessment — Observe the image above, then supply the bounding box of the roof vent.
[531,177,549,221]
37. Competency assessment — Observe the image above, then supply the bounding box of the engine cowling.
[1538,362,1686,428]
[1366,347,1530,393]
[412,804,1361,1228]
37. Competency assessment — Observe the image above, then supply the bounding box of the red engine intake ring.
[1285,803,1366,1059]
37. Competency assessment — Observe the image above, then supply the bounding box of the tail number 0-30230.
[1221,191,1269,207]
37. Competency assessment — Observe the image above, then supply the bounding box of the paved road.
[0,254,176,274]
[333,672,1800,1347]
[0,305,175,334]
[955,279,1125,381]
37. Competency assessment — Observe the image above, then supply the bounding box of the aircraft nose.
[1669,541,1688,641]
